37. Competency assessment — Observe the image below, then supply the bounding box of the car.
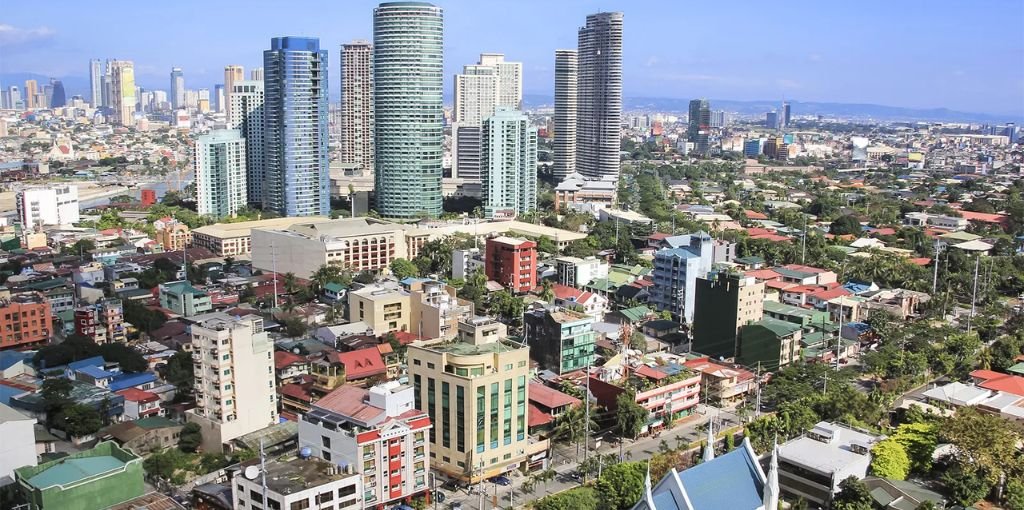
[488,475,512,486]
[442,479,462,491]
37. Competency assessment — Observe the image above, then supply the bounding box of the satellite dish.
[244,466,260,480]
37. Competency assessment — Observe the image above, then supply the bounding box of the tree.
[178,422,202,453]
[353,270,376,284]
[830,214,862,236]
[539,279,555,302]
[553,403,599,461]
[615,392,647,439]
[283,317,308,338]
[163,350,194,397]
[594,462,646,510]
[282,272,298,294]
[941,406,1024,487]
[940,464,989,507]
[534,487,598,510]
[123,299,167,334]
[536,235,558,255]
[630,331,647,352]
[889,422,937,474]
[870,439,910,480]
[832,476,873,510]
[58,404,103,437]
[1005,478,1024,510]
[390,258,419,280]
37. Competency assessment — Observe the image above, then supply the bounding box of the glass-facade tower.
[373,2,444,219]
[263,37,330,217]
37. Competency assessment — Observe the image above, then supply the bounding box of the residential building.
[481,107,537,219]
[454,61,498,125]
[683,357,756,405]
[14,441,144,510]
[348,280,410,334]
[251,217,407,277]
[524,307,595,374]
[552,172,617,213]
[222,65,243,118]
[554,256,609,288]
[74,299,126,344]
[298,382,432,507]
[187,313,277,452]
[191,216,331,257]
[589,362,701,433]
[691,271,764,359]
[687,98,711,155]
[116,388,162,420]
[408,279,474,340]
[98,417,183,456]
[552,49,577,182]
[736,317,803,370]
[228,80,266,206]
[24,79,38,109]
[373,1,444,219]
[575,12,623,181]
[109,60,136,126]
[155,221,191,252]
[263,36,330,217]
[777,422,883,506]
[452,248,484,280]
[649,232,714,323]
[551,284,607,320]
[195,129,247,219]
[158,281,212,317]
[340,40,374,174]
[90,59,104,107]
[485,236,537,293]
[0,403,37,486]
[0,293,52,350]
[16,185,79,227]
[232,456,362,510]
[408,317,540,481]
[782,102,791,127]
[169,67,184,109]
[480,53,522,110]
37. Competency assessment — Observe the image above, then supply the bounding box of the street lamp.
[430,472,437,510]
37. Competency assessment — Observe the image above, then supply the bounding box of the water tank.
[299,446,312,459]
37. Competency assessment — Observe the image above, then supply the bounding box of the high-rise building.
[109,60,136,126]
[195,130,248,219]
[50,80,66,108]
[692,271,765,360]
[373,1,444,219]
[452,61,497,192]
[89,59,103,107]
[16,185,79,227]
[687,99,711,156]
[782,101,791,127]
[187,312,277,453]
[650,232,716,324]
[552,49,577,182]
[213,84,225,113]
[7,86,20,110]
[481,107,537,219]
[710,110,726,128]
[24,80,38,109]
[102,68,114,109]
[249,67,264,81]
[407,317,533,482]
[766,111,779,130]
[263,36,330,217]
[479,53,523,110]
[169,67,184,109]
[223,65,244,118]
[576,12,623,181]
[229,80,266,206]
[340,40,374,174]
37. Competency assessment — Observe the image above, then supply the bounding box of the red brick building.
[0,293,53,350]
[485,236,537,293]
[140,189,157,206]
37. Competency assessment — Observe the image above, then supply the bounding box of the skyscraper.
[482,107,537,219]
[453,62,497,194]
[766,111,779,130]
[263,36,330,217]
[170,67,184,109]
[214,84,225,113]
[782,101,791,128]
[24,80,38,109]
[687,99,710,155]
[576,12,623,180]
[195,130,248,219]
[373,1,444,219]
[223,65,244,118]
[50,80,66,108]
[340,40,374,174]
[109,60,136,126]
[89,59,103,107]
[552,49,577,182]
[478,53,523,110]
[229,80,266,205]
[8,86,20,110]
[249,67,264,81]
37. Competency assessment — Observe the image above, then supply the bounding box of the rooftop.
[240,455,357,496]
[779,422,882,476]
[192,216,332,239]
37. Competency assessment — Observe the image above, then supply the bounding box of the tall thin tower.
[170,67,185,110]
[340,40,374,174]
[89,59,103,107]
[224,65,244,118]
[576,12,623,180]
[552,49,578,182]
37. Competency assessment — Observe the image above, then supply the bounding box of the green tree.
[1005,478,1024,510]
[941,406,1024,487]
[390,258,419,280]
[534,487,598,510]
[539,278,555,302]
[536,235,558,254]
[890,422,937,474]
[594,462,646,510]
[178,422,202,453]
[830,214,863,236]
[630,331,647,351]
[163,350,194,398]
[553,403,599,461]
[58,404,103,437]
[832,476,873,510]
[615,392,647,439]
[123,299,167,334]
[940,464,989,507]
[283,317,308,338]
[870,439,910,480]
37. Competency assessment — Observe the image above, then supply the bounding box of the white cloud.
[0,24,56,47]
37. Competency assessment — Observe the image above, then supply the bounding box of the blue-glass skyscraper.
[263,36,330,217]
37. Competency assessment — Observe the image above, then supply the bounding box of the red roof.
[552,284,584,301]
[744,210,768,220]
[971,370,1024,397]
[528,382,581,410]
[746,227,776,236]
[809,287,852,301]
[750,233,792,242]
[908,258,931,266]
[315,385,385,423]
[274,351,306,370]
[528,403,555,428]
[333,346,387,380]
[959,210,1009,225]
[278,383,314,402]
[764,280,795,290]
[745,269,781,281]
[647,232,670,241]
[116,388,159,403]
[635,365,668,381]
[781,264,828,274]
[391,331,422,345]
[870,227,897,236]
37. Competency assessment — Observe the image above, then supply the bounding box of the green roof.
[133,417,181,430]
[939,231,980,242]
[1007,362,1024,375]
[27,456,126,488]
[763,300,818,318]
[735,256,765,265]
[618,306,652,323]
[749,317,802,337]
[57,310,76,322]
[585,278,614,292]
[773,267,816,279]
[323,282,346,293]
[24,278,70,291]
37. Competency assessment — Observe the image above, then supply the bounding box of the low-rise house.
[98,417,183,455]
[683,357,756,405]
[551,284,607,320]
[14,441,144,510]
[116,388,162,420]
[777,421,884,506]
[274,351,309,383]
[527,382,580,431]
[589,361,701,435]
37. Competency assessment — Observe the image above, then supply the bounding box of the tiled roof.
[274,351,306,370]
[115,388,159,403]
[635,365,668,381]
[971,370,1024,397]
[528,403,555,428]
[314,385,384,423]
[528,382,580,410]
[332,347,386,380]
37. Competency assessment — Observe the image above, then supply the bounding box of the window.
[338,484,357,498]
[441,381,450,448]
[322,450,332,462]
[413,359,421,366]
[456,385,465,452]
[318,491,333,502]
[289,500,309,510]
[322,436,331,448]
[413,374,422,410]
[490,382,499,448]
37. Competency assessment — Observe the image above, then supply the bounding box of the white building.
[250,217,407,277]
[16,185,79,227]
[452,248,484,280]
[0,403,37,487]
[554,256,609,288]
[232,456,362,510]
[186,312,277,453]
[229,80,266,206]
[552,49,578,182]
[777,421,883,506]
[195,129,247,219]
[340,41,374,174]
[482,107,537,219]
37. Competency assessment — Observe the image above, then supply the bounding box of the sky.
[2,0,1023,116]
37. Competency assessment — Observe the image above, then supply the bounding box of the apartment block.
[407,279,474,340]
[485,236,537,294]
[348,281,410,335]
[692,271,764,359]
[232,456,361,510]
[74,298,126,344]
[0,293,52,350]
[524,307,595,374]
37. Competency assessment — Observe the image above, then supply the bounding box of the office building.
[191,216,332,257]
[575,12,623,181]
[89,59,103,107]
[249,67,263,81]
[14,442,144,510]
[50,80,66,108]
[169,67,184,109]
[736,318,803,370]
[649,232,715,323]
[777,422,882,506]
[223,64,243,118]
[24,79,38,109]
[187,312,277,453]
[0,293,52,350]
[340,40,374,173]
[409,279,474,340]
[766,111,779,130]
[228,80,266,205]
[407,318,536,481]
[743,138,762,158]
[232,456,362,510]
[481,53,522,109]
[692,271,764,360]
[194,129,247,219]
[252,217,407,277]
[485,236,537,293]
[481,107,538,219]
[16,185,79,227]
[552,49,578,182]
[213,84,224,112]
[782,101,791,127]
[109,60,136,126]
[687,99,711,156]
[299,382,432,507]
[7,86,21,110]
[710,109,726,128]
[454,61,498,124]
[373,2,444,219]
[263,36,330,217]
[524,307,595,374]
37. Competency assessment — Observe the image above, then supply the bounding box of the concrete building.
[347,280,411,335]
[0,293,52,350]
[228,80,266,206]
[692,271,764,359]
[452,248,484,280]
[251,217,407,277]
[485,236,537,293]
[298,382,432,507]
[683,357,756,405]
[777,422,883,506]
[109,60,136,126]
[0,403,37,487]
[232,456,361,510]
[554,256,609,288]
[24,79,38,109]
[158,281,212,317]
[222,65,243,118]
[407,317,540,481]
[340,40,374,174]
[169,67,184,109]
[373,2,444,219]
[154,221,191,252]
[576,12,623,181]
[187,313,277,453]
[195,129,247,219]
[191,216,331,257]
[14,441,143,510]
[589,364,701,433]
[481,107,537,219]
[74,298,126,344]
[736,317,803,370]
[524,307,595,374]
[552,172,617,213]
[16,185,79,227]
[687,99,711,156]
[649,232,715,323]
[263,37,330,217]
[90,59,104,107]
[552,49,578,182]
[408,279,474,340]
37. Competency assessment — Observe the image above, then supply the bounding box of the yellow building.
[156,223,191,252]
[109,60,136,126]
[347,280,410,334]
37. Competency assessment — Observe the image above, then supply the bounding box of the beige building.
[155,223,191,252]
[109,60,136,126]
[223,65,244,117]
[348,280,411,334]
[190,216,331,256]
[340,41,374,174]
[252,217,407,277]
[408,317,543,481]
[408,279,474,340]
[186,312,277,453]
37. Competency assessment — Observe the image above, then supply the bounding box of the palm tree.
[552,403,599,461]
[539,279,555,302]
[283,272,297,294]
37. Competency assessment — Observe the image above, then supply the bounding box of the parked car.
[488,475,512,486]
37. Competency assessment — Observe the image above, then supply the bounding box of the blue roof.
[108,372,157,392]
[676,445,764,509]
[845,322,872,334]
[657,247,699,260]
[76,365,116,380]
[66,356,105,372]
[0,384,28,405]
[0,351,33,371]
[842,282,872,294]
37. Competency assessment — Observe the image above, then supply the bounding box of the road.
[437,405,743,510]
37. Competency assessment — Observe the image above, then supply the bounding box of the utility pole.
[968,254,980,333]
[271,242,279,310]
[584,371,590,481]
[932,238,941,294]
[800,214,807,264]
[754,362,762,418]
